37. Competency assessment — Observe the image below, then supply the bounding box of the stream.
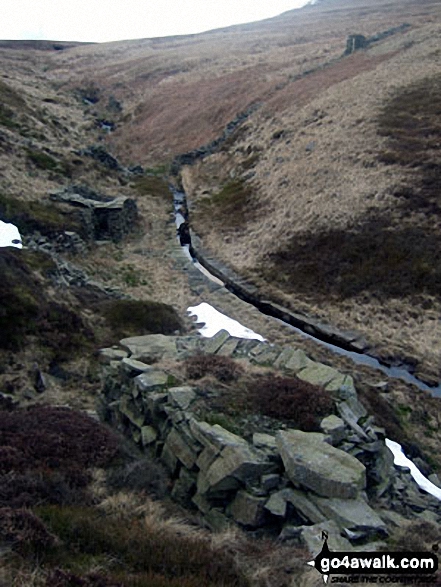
[173,187,441,501]
[173,188,441,397]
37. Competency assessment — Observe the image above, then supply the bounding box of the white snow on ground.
[0,220,22,249]
[386,438,441,500]
[187,302,265,341]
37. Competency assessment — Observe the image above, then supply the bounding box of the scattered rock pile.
[99,331,441,554]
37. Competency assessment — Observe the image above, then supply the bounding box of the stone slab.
[276,429,366,499]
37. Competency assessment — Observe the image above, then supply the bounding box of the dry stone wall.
[99,331,441,555]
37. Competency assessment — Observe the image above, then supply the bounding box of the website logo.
[307,536,438,584]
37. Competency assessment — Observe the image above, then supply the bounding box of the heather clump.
[0,406,120,507]
[184,352,244,383]
[247,374,334,431]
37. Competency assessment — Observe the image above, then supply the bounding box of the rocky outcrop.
[99,330,441,551]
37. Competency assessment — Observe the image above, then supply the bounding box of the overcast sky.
[1,1,312,43]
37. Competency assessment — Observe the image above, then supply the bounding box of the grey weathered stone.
[120,334,177,363]
[310,495,388,537]
[261,474,281,493]
[276,430,366,498]
[216,337,241,356]
[196,445,220,472]
[283,349,313,373]
[144,392,168,416]
[163,405,185,426]
[50,185,137,241]
[320,415,346,445]
[189,420,248,452]
[99,347,128,364]
[163,428,199,470]
[204,508,231,532]
[203,443,275,497]
[300,520,354,555]
[325,375,356,399]
[337,397,370,440]
[285,489,327,524]
[135,370,169,394]
[119,396,145,428]
[228,490,266,527]
[250,346,281,366]
[265,488,325,523]
[273,348,297,369]
[200,330,230,354]
[121,358,151,376]
[171,467,197,503]
[192,491,212,514]
[168,387,196,410]
[265,490,289,518]
[161,442,178,474]
[141,425,158,447]
[297,363,343,388]
[252,433,277,451]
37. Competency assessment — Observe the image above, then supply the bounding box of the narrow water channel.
[172,187,441,397]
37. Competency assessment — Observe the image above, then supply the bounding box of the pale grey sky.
[1,1,312,43]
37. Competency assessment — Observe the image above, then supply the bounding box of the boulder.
[119,396,145,428]
[201,443,276,497]
[168,387,196,410]
[189,420,248,452]
[228,490,266,528]
[276,430,366,498]
[120,334,177,363]
[171,467,197,504]
[265,488,325,523]
[337,397,370,440]
[285,489,327,524]
[284,349,313,373]
[320,415,346,445]
[261,474,281,493]
[297,363,344,388]
[141,425,157,447]
[196,445,219,472]
[310,495,388,538]
[200,330,230,354]
[99,347,128,364]
[121,358,151,376]
[163,428,200,470]
[134,370,170,394]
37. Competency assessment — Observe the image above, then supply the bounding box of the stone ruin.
[50,185,138,242]
[98,330,441,555]
[345,35,368,55]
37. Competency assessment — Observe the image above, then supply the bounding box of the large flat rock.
[119,334,177,363]
[276,430,366,498]
[310,495,387,537]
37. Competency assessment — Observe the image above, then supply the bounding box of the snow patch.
[386,438,441,500]
[0,220,22,249]
[187,302,265,341]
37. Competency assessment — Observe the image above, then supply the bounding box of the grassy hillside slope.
[34,0,441,382]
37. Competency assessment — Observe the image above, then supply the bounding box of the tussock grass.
[0,249,94,357]
[261,210,441,300]
[36,504,249,587]
[193,179,255,231]
[184,353,244,382]
[0,193,81,237]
